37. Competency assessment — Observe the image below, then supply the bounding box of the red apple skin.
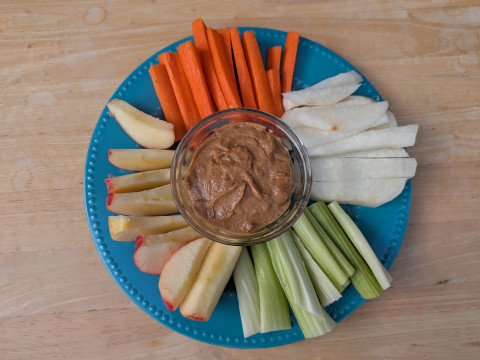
[135,235,144,251]
[132,235,189,275]
[164,301,175,312]
[183,314,207,321]
[105,178,114,193]
[106,193,114,207]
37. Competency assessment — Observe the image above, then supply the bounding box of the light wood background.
[1,1,479,359]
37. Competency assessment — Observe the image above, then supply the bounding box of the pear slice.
[180,242,241,321]
[106,184,177,216]
[105,168,171,193]
[311,178,408,207]
[309,125,419,157]
[281,101,388,131]
[132,227,202,274]
[159,237,212,311]
[282,71,363,110]
[108,215,188,242]
[107,99,175,149]
[108,149,174,171]
[311,157,417,181]
[283,83,361,110]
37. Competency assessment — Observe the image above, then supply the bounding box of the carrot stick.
[192,18,228,111]
[266,68,284,118]
[267,46,282,72]
[157,52,169,65]
[229,27,257,109]
[217,28,235,80]
[177,41,217,119]
[207,27,242,109]
[241,30,276,115]
[149,64,186,141]
[159,52,201,130]
[281,31,299,93]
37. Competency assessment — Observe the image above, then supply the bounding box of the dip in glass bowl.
[171,108,311,246]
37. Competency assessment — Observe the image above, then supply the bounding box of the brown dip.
[185,122,294,233]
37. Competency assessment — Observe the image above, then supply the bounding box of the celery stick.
[308,201,383,298]
[267,230,336,338]
[233,248,260,338]
[251,243,291,333]
[293,213,349,291]
[292,233,342,307]
[328,202,393,290]
[304,208,355,277]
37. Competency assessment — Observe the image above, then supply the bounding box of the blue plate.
[84,27,411,348]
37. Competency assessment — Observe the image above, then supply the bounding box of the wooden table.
[2,1,479,359]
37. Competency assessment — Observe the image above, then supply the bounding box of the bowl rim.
[170,107,312,246]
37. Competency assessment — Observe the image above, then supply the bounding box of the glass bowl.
[170,108,311,246]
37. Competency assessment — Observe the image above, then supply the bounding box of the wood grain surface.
[1,1,479,359]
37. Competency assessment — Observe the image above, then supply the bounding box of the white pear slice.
[105,168,171,193]
[159,237,212,311]
[294,127,360,148]
[108,149,174,171]
[285,94,376,112]
[309,71,363,88]
[338,148,409,158]
[311,178,408,207]
[180,242,242,321]
[283,83,361,110]
[340,95,376,105]
[370,110,398,130]
[282,71,363,110]
[106,184,177,216]
[108,215,188,242]
[107,99,175,149]
[309,124,419,157]
[132,227,202,274]
[311,157,417,181]
[282,101,388,131]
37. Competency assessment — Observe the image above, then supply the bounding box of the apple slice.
[107,99,175,149]
[106,184,177,216]
[133,226,202,274]
[108,215,188,242]
[159,237,212,311]
[108,149,174,171]
[105,168,171,193]
[180,242,242,321]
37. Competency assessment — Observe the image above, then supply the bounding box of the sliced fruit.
[370,110,398,130]
[283,83,361,110]
[180,242,242,321]
[293,127,359,148]
[133,227,202,274]
[310,178,408,207]
[308,124,419,157]
[281,101,388,131]
[105,168,171,193]
[107,99,175,149]
[108,215,188,242]
[106,184,177,216]
[159,237,212,311]
[311,71,363,88]
[108,149,174,171]
[311,157,418,181]
[338,148,409,158]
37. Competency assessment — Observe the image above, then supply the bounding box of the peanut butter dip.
[185,122,294,233]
